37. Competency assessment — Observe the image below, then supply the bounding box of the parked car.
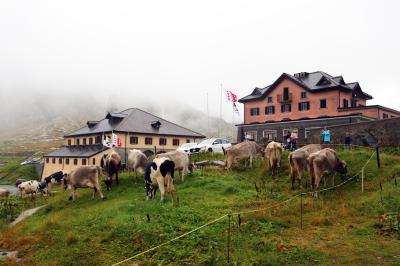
[189,138,232,153]
[176,143,197,154]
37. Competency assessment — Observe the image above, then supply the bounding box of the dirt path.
[10,205,45,226]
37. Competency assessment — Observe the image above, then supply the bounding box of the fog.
[1,0,400,134]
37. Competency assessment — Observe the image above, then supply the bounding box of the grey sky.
[1,0,399,125]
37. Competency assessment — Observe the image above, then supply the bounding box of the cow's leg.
[116,172,119,185]
[92,187,97,199]
[249,155,253,168]
[156,176,165,202]
[298,171,303,190]
[72,187,77,201]
[180,169,185,182]
[96,184,104,200]
[135,170,138,184]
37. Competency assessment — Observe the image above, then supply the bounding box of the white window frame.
[263,130,277,141]
[283,128,298,137]
[245,131,257,141]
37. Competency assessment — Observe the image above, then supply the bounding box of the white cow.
[127,149,148,183]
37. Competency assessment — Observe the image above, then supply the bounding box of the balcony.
[277,93,293,103]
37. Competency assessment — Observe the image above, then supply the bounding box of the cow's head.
[104,178,112,190]
[336,159,347,174]
[63,175,70,190]
[38,181,48,195]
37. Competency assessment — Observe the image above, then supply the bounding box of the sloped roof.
[44,145,109,158]
[65,108,205,138]
[239,71,373,103]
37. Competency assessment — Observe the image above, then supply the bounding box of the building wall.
[244,78,344,124]
[305,117,400,146]
[237,115,374,143]
[41,150,109,180]
[338,107,399,120]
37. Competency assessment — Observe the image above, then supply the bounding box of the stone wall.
[306,117,400,146]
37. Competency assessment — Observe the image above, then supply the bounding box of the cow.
[144,157,176,204]
[264,141,283,176]
[127,149,148,183]
[307,148,347,196]
[15,179,27,187]
[63,166,104,201]
[0,188,10,197]
[288,144,322,190]
[155,150,192,182]
[223,141,263,170]
[101,150,122,190]
[43,171,68,194]
[17,180,48,198]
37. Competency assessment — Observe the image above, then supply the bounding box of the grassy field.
[0,157,37,185]
[0,148,399,265]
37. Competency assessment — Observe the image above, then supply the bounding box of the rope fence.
[112,146,379,265]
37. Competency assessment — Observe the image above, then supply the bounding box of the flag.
[103,135,112,148]
[112,133,122,147]
[226,90,238,103]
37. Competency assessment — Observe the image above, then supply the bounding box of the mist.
[1,0,400,137]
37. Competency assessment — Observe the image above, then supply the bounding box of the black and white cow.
[17,180,48,198]
[144,157,176,203]
[44,171,67,184]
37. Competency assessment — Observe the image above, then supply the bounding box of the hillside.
[0,148,399,265]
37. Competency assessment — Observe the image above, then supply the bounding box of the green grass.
[0,157,37,185]
[0,149,399,265]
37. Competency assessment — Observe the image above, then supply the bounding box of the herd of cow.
[1,141,348,202]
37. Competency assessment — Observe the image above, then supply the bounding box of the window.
[186,139,190,143]
[173,139,180,146]
[67,139,71,146]
[245,131,257,141]
[66,158,69,165]
[343,99,349,108]
[82,159,87,165]
[320,99,327,108]
[298,102,310,111]
[58,158,62,164]
[130,136,138,145]
[46,158,49,163]
[76,139,80,145]
[92,158,96,165]
[250,108,260,116]
[301,92,307,99]
[383,113,389,119]
[52,158,56,164]
[89,138,93,145]
[83,138,87,145]
[281,104,291,113]
[95,136,101,144]
[73,159,78,165]
[283,128,298,138]
[159,138,167,146]
[263,130,277,141]
[267,96,273,103]
[283,87,289,100]
[265,106,275,115]
[145,137,153,145]
[305,127,320,139]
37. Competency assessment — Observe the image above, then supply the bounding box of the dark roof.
[239,71,373,103]
[44,145,109,158]
[65,108,205,138]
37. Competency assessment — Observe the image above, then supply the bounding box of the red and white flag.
[226,90,238,103]
[233,102,240,116]
[112,133,122,147]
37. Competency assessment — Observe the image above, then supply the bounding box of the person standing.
[344,132,352,150]
[321,126,331,144]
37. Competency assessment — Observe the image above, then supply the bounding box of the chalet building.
[237,71,400,142]
[42,108,205,179]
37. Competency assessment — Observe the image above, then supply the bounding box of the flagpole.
[219,84,223,137]
[206,92,210,135]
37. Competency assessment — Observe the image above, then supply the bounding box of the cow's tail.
[288,152,294,168]
[222,146,226,155]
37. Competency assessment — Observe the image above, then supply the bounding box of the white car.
[176,143,197,154]
[189,138,232,153]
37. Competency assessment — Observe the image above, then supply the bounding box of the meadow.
[0,148,399,265]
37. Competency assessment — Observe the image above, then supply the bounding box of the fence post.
[376,146,381,168]
[154,146,157,155]
[300,192,303,230]
[361,167,364,193]
[227,213,232,265]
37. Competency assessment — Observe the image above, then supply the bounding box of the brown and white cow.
[17,180,47,198]
[288,144,322,190]
[307,148,347,196]
[223,141,263,170]
[0,188,10,197]
[127,149,148,183]
[264,141,283,175]
[144,157,176,204]
[101,150,122,190]
[155,150,192,182]
[63,166,104,201]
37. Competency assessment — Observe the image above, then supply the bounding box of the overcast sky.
[1,0,399,125]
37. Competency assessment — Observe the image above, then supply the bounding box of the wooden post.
[361,167,364,193]
[154,146,157,155]
[376,146,381,168]
[300,192,303,229]
[227,214,231,265]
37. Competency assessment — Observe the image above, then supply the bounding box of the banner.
[112,133,122,147]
